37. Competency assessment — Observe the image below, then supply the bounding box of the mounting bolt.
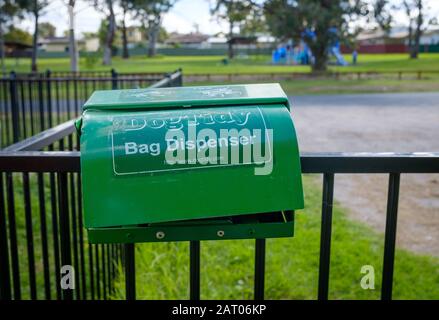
[217,230,225,237]
[156,231,165,240]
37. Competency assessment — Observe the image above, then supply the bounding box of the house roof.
[39,37,85,45]
[4,40,32,49]
[165,33,209,44]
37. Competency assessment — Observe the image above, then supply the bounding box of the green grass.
[4,53,439,74]
[110,175,439,300]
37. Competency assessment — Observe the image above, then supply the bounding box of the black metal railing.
[0,119,438,300]
[0,70,183,300]
[0,69,182,148]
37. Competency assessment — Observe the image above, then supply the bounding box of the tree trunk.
[411,0,423,59]
[147,19,159,58]
[122,10,129,59]
[311,45,328,72]
[31,4,39,72]
[103,0,116,66]
[407,22,413,57]
[0,21,5,74]
[68,1,79,72]
[227,22,234,59]
[309,28,329,73]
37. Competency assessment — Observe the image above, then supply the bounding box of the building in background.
[343,27,439,54]
[38,37,86,52]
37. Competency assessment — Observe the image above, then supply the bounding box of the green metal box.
[78,84,304,243]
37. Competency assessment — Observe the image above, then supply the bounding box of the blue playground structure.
[272,28,348,66]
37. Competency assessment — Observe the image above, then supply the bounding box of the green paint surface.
[79,84,303,242]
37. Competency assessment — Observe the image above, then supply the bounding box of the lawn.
[189,78,439,95]
[6,172,439,300]
[110,175,439,300]
[4,53,439,74]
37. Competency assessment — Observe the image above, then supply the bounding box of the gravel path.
[290,92,439,256]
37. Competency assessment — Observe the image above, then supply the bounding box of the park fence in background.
[0,69,182,149]
[183,69,439,83]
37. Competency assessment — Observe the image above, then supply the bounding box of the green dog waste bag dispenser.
[78,84,304,243]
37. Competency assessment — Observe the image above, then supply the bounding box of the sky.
[17,0,439,38]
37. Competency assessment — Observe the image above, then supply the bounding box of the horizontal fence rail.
[0,120,438,300]
[0,69,182,149]
[182,70,439,82]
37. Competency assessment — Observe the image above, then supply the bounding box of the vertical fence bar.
[88,244,95,300]
[111,69,118,90]
[23,172,37,299]
[318,173,335,300]
[69,171,80,299]
[0,173,11,299]
[381,173,401,301]
[9,71,20,143]
[106,244,111,296]
[38,75,45,131]
[19,80,26,138]
[189,241,200,300]
[58,172,72,300]
[254,238,266,300]
[95,244,101,299]
[6,173,20,299]
[49,162,62,300]
[77,174,87,300]
[46,70,53,128]
[73,77,79,116]
[102,244,107,300]
[37,173,51,299]
[28,79,35,136]
[124,243,135,300]
[1,79,12,146]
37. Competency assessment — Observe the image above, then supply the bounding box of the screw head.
[156,231,165,240]
[217,230,225,237]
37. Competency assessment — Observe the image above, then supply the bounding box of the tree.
[22,0,49,72]
[132,0,177,57]
[210,0,254,59]
[119,0,134,59]
[373,0,393,34]
[401,0,436,59]
[66,0,79,72]
[4,26,32,44]
[240,8,267,37]
[0,0,26,72]
[264,0,367,72]
[92,0,116,65]
[38,22,56,38]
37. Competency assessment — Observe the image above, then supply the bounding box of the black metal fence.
[0,70,438,300]
[0,70,183,300]
[0,69,182,149]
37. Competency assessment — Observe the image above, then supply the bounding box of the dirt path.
[290,92,439,256]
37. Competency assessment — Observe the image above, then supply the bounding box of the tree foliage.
[38,22,56,38]
[91,0,117,65]
[210,0,255,58]
[4,26,32,44]
[264,0,368,71]
[132,0,177,57]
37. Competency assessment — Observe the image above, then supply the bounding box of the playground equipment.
[272,28,348,66]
